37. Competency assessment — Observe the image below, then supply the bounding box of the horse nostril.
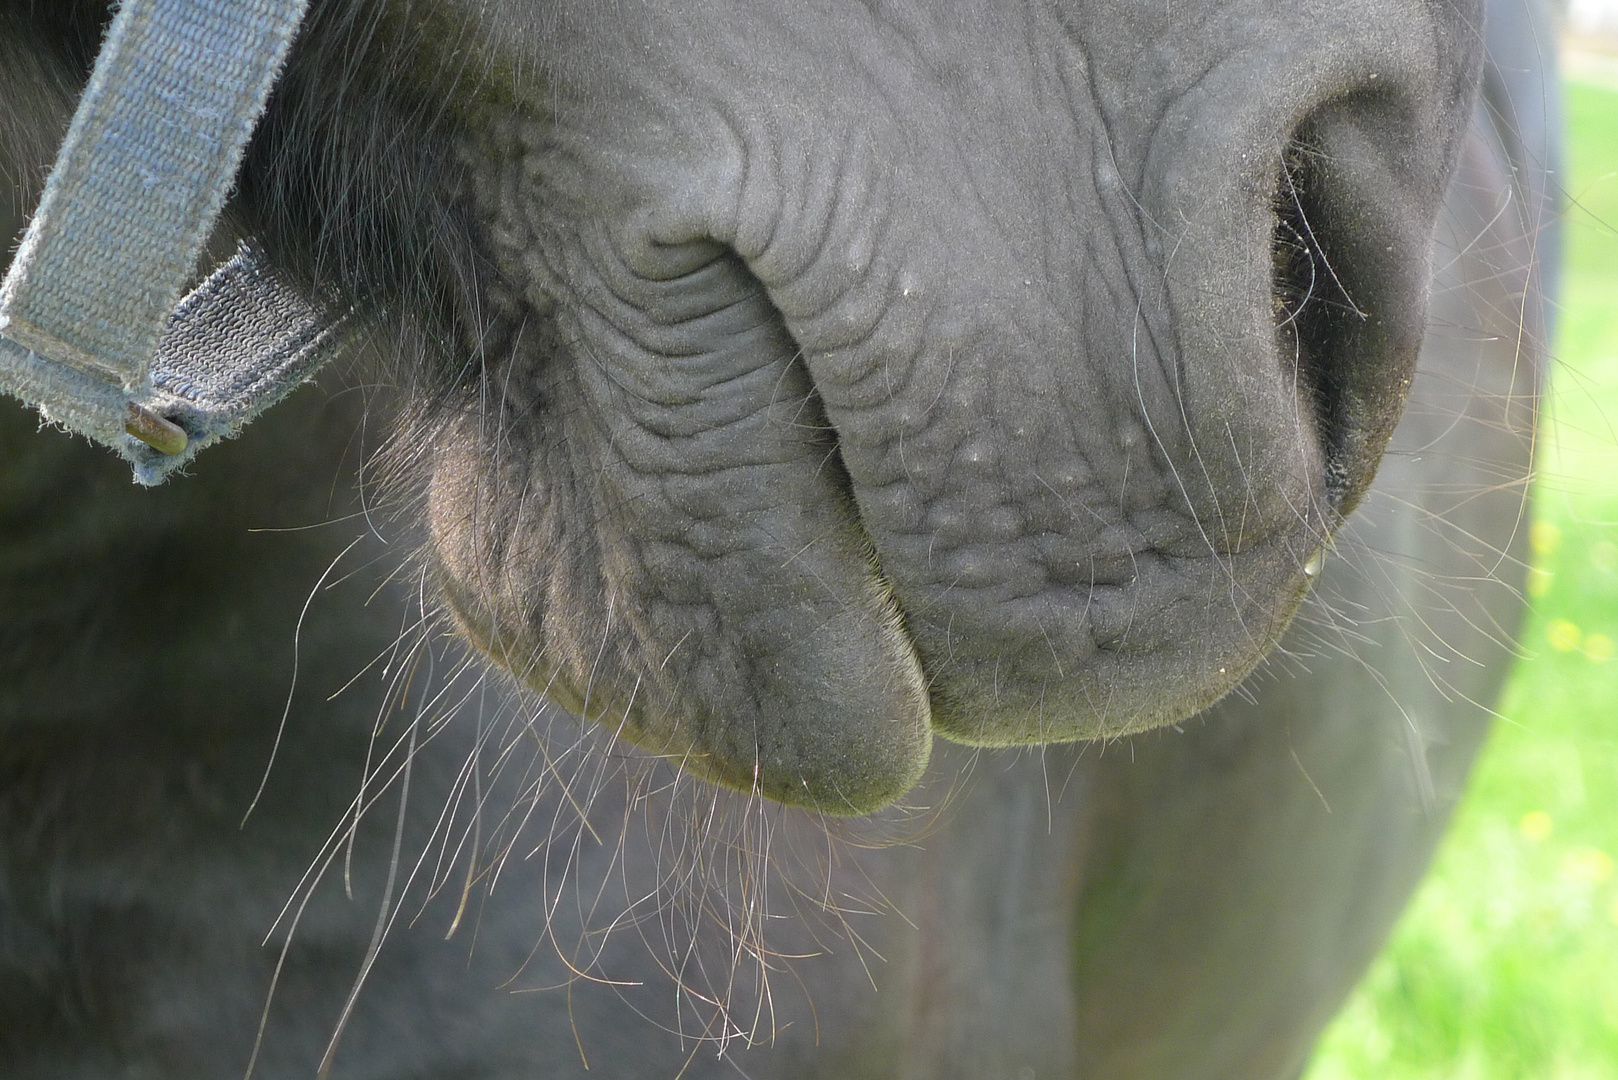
[1270,131,1365,511]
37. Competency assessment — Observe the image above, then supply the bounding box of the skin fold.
[238,0,1482,812]
[0,0,1552,1077]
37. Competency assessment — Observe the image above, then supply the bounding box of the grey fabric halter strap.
[0,0,342,486]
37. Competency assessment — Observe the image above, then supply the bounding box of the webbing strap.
[0,0,328,485]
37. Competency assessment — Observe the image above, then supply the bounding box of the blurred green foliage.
[1305,75,1618,1080]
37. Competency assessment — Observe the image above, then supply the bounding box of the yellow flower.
[1530,519,1562,557]
[1546,618,1583,652]
[1564,848,1615,885]
[1520,810,1553,842]
[1586,633,1615,663]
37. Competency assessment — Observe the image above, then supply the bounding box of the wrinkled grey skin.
[418,0,1481,811]
[0,0,1553,1078]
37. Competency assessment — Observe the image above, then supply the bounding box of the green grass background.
[1304,75,1618,1080]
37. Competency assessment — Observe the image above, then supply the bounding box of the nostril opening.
[1270,131,1366,507]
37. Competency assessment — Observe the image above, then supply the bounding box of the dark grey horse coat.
[0,0,1555,1076]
